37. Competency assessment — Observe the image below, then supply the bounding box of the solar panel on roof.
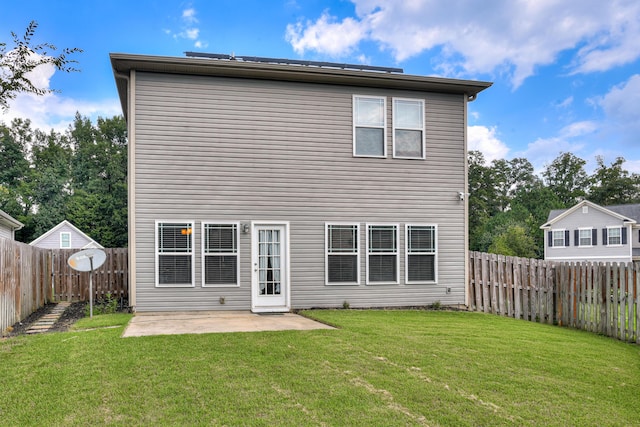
[184,51,403,74]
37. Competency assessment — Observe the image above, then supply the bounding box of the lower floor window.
[156,221,194,286]
[367,224,398,284]
[326,224,359,284]
[203,223,239,286]
[406,225,437,283]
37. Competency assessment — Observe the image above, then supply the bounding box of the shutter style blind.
[157,222,193,285]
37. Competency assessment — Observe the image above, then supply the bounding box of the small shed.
[29,220,103,249]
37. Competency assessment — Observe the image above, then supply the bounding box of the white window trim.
[392,97,425,160]
[155,220,195,288]
[366,223,399,285]
[353,95,387,158]
[405,224,438,284]
[325,223,360,286]
[578,227,593,248]
[201,222,240,287]
[606,226,622,246]
[551,229,566,248]
[60,232,71,248]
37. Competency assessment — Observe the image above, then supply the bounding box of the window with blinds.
[406,225,437,283]
[393,98,425,159]
[156,221,194,286]
[326,224,359,285]
[203,223,239,286]
[353,95,386,157]
[367,224,398,284]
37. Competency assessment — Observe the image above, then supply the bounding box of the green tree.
[27,128,73,238]
[0,21,81,110]
[542,152,589,207]
[488,224,537,258]
[588,156,640,205]
[68,115,128,247]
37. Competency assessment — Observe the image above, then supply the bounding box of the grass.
[0,310,638,426]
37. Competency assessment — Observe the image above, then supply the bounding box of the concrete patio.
[122,311,334,337]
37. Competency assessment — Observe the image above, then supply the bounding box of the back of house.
[111,53,491,312]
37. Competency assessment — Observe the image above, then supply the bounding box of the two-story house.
[111,52,491,312]
[541,200,640,263]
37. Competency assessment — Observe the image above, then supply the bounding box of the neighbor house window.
[60,232,71,248]
[353,95,386,157]
[326,224,359,285]
[577,228,594,247]
[550,229,569,247]
[156,221,194,287]
[405,225,437,283]
[393,98,425,159]
[367,224,398,284]
[606,227,622,246]
[202,223,239,287]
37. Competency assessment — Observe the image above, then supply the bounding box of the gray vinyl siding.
[544,207,632,262]
[0,226,12,240]
[133,72,467,311]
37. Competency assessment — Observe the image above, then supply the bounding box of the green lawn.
[1,310,638,426]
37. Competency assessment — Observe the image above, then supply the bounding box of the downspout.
[114,69,136,310]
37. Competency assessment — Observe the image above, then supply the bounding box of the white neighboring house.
[541,200,640,263]
[29,220,104,249]
[0,209,23,240]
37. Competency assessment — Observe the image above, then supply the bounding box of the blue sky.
[2,0,639,174]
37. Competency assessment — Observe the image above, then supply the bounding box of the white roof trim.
[29,220,104,248]
[0,209,23,229]
[540,200,637,229]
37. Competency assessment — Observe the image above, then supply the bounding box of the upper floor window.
[156,221,194,287]
[353,95,386,157]
[203,223,239,287]
[60,232,71,248]
[326,223,359,285]
[393,98,425,159]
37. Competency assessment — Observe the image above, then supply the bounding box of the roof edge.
[110,53,492,117]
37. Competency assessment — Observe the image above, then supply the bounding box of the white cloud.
[167,7,206,48]
[182,8,198,24]
[286,11,367,57]
[468,125,509,163]
[597,74,640,129]
[286,0,640,88]
[1,91,121,133]
[517,121,596,172]
[0,61,120,133]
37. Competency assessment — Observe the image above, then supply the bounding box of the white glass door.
[252,224,289,312]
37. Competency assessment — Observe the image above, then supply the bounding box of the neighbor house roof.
[542,200,640,228]
[29,220,104,249]
[0,209,23,230]
[110,53,493,119]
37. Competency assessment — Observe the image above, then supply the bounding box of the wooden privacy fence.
[469,251,640,344]
[1,239,51,334]
[51,248,128,303]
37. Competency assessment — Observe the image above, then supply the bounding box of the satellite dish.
[68,248,107,272]
[68,249,107,317]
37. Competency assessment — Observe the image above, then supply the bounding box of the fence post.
[473,252,482,312]
[635,262,640,345]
